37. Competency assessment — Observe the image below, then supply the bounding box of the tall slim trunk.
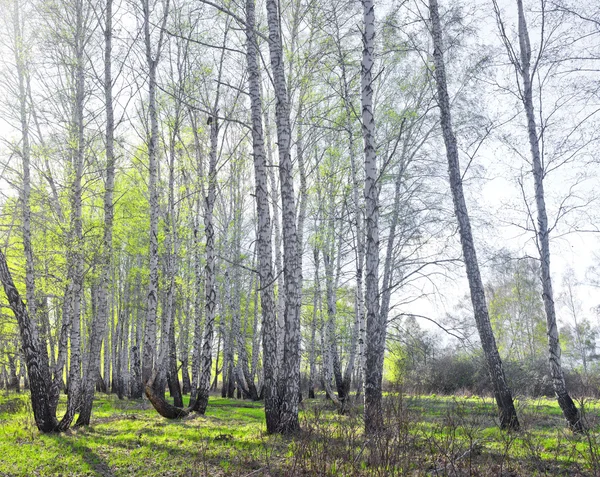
[308,248,319,399]
[104,298,111,392]
[264,100,285,372]
[130,278,143,398]
[190,203,203,399]
[265,0,302,435]
[429,0,519,430]
[162,124,183,407]
[192,105,219,415]
[13,0,37,331]
[226,194,243,399]
[77,0,115,425]
[334,5,365,397]
[180,305,192,394]
[59,0,86,430]
[361,0,385,435]
[50,289,70,409]
[513,0,581,431]
[221,272,233,398]
[380,159,406,325]
[246,0,279,432]
[323,213,345,406]
[237,267,259,401]
[142,0,169,386]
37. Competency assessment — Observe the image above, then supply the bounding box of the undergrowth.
[1,391,600,475]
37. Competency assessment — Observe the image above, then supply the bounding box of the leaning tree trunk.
[0,250,58,432]
[265,0,302,435]
[429,0,519,430]
[13,0,38,345]
[246,0,280,433]
[514,0,581,432]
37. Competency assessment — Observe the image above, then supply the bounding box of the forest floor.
[1,392,600,476]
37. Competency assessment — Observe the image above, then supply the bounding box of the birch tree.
[265,0,302,434]
[360,0,387,434]
[428,0,519,430]
[141,0,170,389]
[491,0,583,432]
[77,0,116,426]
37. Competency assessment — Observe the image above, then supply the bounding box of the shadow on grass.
[52,435,115,477]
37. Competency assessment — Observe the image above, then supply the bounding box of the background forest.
[0,0,599,460]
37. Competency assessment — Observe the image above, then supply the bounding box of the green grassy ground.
[1,392,599,476]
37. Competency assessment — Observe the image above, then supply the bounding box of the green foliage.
[486,256,547,362]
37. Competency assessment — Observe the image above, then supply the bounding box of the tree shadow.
[52,435,115,477]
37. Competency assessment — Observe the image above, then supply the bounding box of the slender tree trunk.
[104,299,111,392]
[189,174,203,403]
[429,0,519,430]
[191,104,219,415]
[50,289,70,410]
[334,5,365,398]
[265,0,302,435]
[58,0,86,430]
[246,0,279,432]
[13,0,37,338]
[180,306,192,395]
[221,271,233,398]
[77,0,115,425]
[361,0,385,435]
[264,101,285,373]
[513,0,581,431]
[142,0,169,387]
[308,248,319,399]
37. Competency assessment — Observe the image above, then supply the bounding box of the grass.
[1,391,600,475]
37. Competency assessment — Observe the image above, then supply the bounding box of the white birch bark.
[429,0,519,430]
[361,0,385,435]
[265,0,302,434]
[77,0,115,425]
[513,0,582,431]
[141,0,169,386]
[58,0,86,430]
[0,249,58,432]
[246,0,280,432]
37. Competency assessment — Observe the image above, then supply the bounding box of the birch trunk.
[333,5,364,397]
[77,0,115,425]
[264,102,285,372]
[514,0,581,431]
[163,124,183,407]
[0,250,58,432]
[189,162,203,401]
[361,0,385,435]
[141,0,169,386]
[308,247,319,399]
[13,0,37,334]
[246,0,280,432]
[265,0,302,435]
[191,108,219,414]
[58,0,86,430]
[429,0,519,430]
